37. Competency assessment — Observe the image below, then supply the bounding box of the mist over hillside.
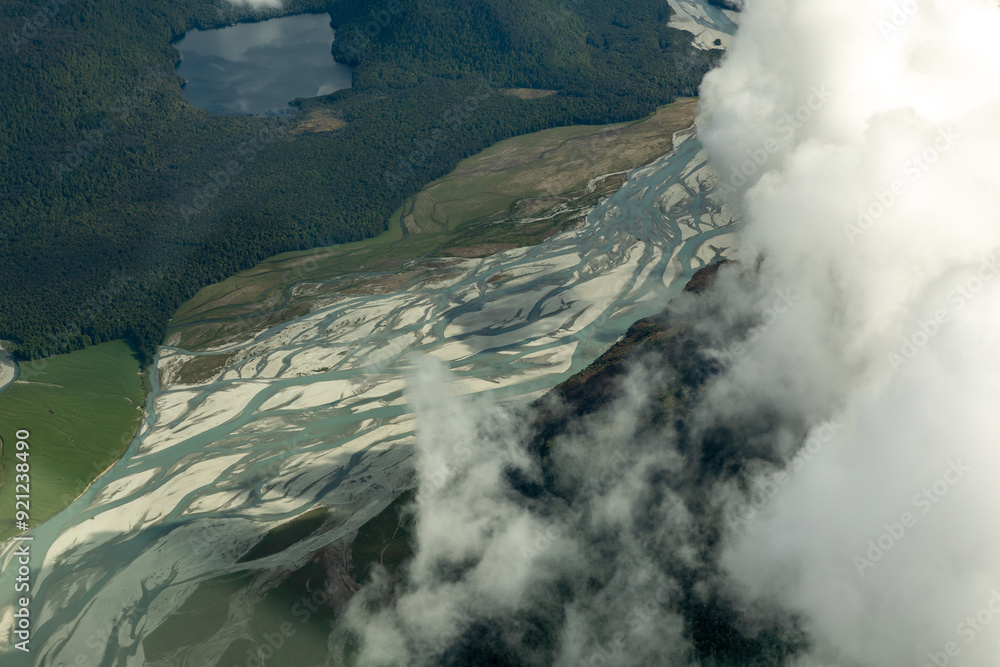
[335,0,1000,664]
[335,262,815,666]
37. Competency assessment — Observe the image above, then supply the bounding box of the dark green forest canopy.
[0,0,719,362]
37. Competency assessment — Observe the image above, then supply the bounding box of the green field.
[0,340,146,538]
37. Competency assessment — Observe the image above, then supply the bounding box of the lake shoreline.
[173,12,353,117]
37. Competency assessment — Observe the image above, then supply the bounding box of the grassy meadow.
[0,340,146,538]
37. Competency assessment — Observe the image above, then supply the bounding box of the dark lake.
[174,13,353,116]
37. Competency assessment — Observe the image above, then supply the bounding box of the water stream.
[0,126,740,665]
[0,4,740,661]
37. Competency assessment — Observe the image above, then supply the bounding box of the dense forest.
[0,0,719,362]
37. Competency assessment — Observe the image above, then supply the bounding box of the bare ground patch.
[170,352,239,386]
[290,111,348,135]
[442,243,519,258]
[499,88,558,100]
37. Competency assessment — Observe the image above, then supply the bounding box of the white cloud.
[698,0,1000,664]
[340,358,704,666]
[336,2,1000,664]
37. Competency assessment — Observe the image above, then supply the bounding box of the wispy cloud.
[339,319,807,665]
[697,0,1000,664]
[336,2,1000,665]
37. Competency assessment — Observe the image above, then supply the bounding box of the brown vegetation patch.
[443,243,519,258]
[418,271,465,286]
[500,88,558,100]
[290,111,348,136]
[683,259,731,294]
[173,301,314,351]
[514,196,567,219]
[401,213,421,235]
[341,269,423,294]
[173,352,238,386]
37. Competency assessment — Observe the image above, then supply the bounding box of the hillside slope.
[330,261,814,665]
